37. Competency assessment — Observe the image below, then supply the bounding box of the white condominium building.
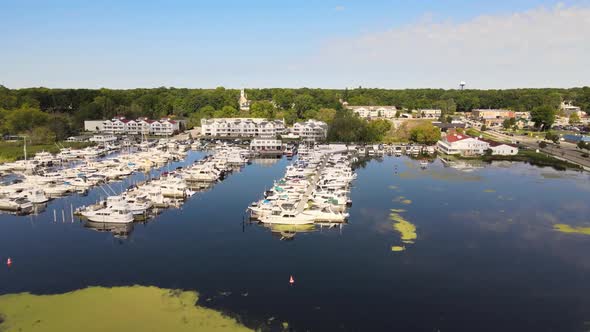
[346,105,398,119]
[291,119,328,141]
[200,118,286,138]
[85,116,182,136]
[419,109,442,118]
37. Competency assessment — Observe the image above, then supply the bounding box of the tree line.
[1,85,589,142]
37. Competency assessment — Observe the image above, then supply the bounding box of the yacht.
[81,205,134,224]
[0,196,33,213]
[259,211,315,225]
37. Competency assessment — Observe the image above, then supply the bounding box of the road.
[486,129,590,170]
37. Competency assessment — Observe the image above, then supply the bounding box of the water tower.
[459,81,466,90]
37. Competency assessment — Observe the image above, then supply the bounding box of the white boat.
[259,210,315,225]
[0,196,33,213]
[15,189,49,204]
[81,205,134,224]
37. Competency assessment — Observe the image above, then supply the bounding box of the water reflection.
[84,220,134,239]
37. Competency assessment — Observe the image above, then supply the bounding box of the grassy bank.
[441,150,581,171]
[0,286,252,332]
[481,150,583,171]
[0,141,95,163]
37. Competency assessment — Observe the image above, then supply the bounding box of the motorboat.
[81,205,134,224]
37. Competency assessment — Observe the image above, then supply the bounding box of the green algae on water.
[391,246,405,252]
[0,286,252,332]
[483,189,496,193]
[393,196,412,205]
[554,224,590,235]
[390,210,417,244]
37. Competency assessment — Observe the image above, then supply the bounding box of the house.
[488,142,518,155]
[436,133,490,156]
[419,109,442,119]
[560,101,584,117]
[291,120,328,142]
[514,111,531,120]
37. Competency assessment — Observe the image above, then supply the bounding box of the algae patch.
[394,196,412,205]
[483,189,496,193]
[554,224,590,235]
[0,286,252,332]
[390,210,417,245]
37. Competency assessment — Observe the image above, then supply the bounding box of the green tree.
[531,105,556,130]
[315,108,337,124]
[293,94,315,118]
[4,106,50,133]
[327,109,369,142]
[545,132,560,143]
[249,101,276,119]
[214,105,238,118]
[409,122,441,145]
[569,112,580,125]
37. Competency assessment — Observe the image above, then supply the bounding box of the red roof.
[445,133,473,143]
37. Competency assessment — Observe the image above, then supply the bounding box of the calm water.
[1,151,590,331]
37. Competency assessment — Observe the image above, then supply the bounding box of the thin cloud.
[312,5,590,88]
[335,5,345,11]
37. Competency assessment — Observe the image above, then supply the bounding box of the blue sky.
[1,0,589,89]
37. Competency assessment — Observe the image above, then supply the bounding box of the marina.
[1,146,590,331]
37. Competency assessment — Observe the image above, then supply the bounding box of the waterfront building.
[488,142,519,155]
[84,116,183,136]
[250,139,284,154]
[436,133,490,156]
[201,118,286,138]
[291,120,328,142]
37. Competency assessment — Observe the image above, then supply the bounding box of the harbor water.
[1,151,590,331]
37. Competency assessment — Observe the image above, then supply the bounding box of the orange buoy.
[7,257,12,266]
[289,275,294,285]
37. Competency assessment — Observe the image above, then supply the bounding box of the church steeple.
[239,88,250,111]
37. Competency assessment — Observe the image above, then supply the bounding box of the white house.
[488,142,519,156]
[436,133,490,156]
[291,119,328,142]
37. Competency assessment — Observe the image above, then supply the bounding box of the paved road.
[486,129,590,170]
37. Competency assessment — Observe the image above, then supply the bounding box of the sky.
[1,0,589,89]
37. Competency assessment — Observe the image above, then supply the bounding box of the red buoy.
[289,275,294,285]
[6,257,12,266]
